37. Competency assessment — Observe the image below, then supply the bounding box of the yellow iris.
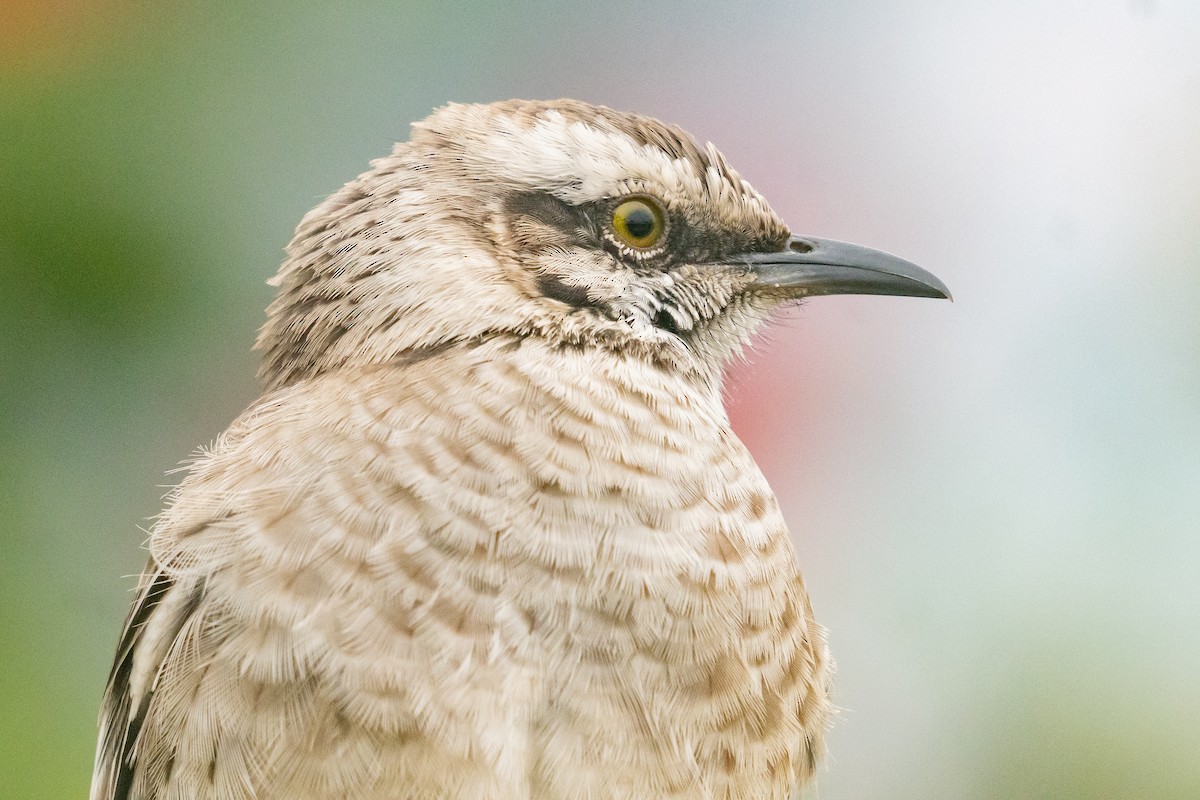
[612,197,666,250]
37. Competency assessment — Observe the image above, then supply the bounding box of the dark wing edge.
[91,567,204,800]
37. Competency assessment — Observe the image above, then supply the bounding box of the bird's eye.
[611,197,666,250]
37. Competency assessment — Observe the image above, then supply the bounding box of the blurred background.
[2,1,1197,797]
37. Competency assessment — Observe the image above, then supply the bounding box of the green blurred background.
[2,1,1198,797]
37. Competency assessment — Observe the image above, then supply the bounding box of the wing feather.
[91,567,205,800]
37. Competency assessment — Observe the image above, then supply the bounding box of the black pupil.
[625,207,656,240]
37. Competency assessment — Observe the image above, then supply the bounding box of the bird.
[91,99,949,800]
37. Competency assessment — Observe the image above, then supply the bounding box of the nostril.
[788,239,814,254]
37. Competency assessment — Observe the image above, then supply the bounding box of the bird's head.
[257,99,948,389]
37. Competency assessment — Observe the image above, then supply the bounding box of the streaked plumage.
[92,99,947,800]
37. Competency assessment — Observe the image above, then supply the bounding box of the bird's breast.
[154,340,830,799]
[349,341,830,798]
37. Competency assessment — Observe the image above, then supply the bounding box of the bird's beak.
[737,235,951,300]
